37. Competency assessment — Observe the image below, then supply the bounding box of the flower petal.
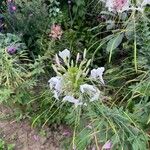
[90,67,105,84]
[96,67,105,75]
[63,96,82,107]
[90,91,100,102]
[142,0,150,6]
[102,140,112,149]
[59,49,70,60]
[90,69,97,79]
[80,84,100,102]
[48,76,62,91]
[80,84,96,93]
[53,90,59,100]
[105,0,130,12]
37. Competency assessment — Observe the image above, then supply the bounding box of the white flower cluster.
[48,49,105,107]
[101,0,150,13]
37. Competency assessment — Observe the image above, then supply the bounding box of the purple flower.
[7,0,17,14]
[7,46,17,55]
[68,0,72,4]
[102,140,112,149]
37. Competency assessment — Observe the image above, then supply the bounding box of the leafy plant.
[31,89,70,127]
[88,0,150,72]
[0,33,27,51]
[0,0,150,150]
[3,0,62,56]
[63,86,149,150]
[0,139,14,150]
[0,33,45,115]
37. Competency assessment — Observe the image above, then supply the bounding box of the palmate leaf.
[75,128,92,150]
[106,33,124,62]
[130,134,148,150]
[82,103,149,150]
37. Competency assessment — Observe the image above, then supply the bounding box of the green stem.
[133,11,138,72]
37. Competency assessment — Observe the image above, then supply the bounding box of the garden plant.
[0,0,150,150]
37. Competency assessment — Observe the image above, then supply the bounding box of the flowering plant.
[48,49,105,107]
[101,0,150,13]
[7,0,17,14]
[0,33,27,55]
[49,24,63,40]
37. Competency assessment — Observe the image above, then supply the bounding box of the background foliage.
[0,0,150,149]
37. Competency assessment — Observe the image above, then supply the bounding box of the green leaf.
[75,0,85,6]
[106,33,124,62]
[0,88,12,103]
[147,115,150,124]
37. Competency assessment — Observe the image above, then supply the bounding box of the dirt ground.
[0,105,67,150]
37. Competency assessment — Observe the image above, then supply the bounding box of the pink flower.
[12,6,16,11]
[7,0,17,14]
[106,0,130,12]
[49,24,63,40]
[102,140,112,149]
[113,0,127,10]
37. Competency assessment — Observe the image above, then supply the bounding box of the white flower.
[48,76,62,99]
[142,0,150,6]
[90,69,97,79]
[105,0,114,12]
[59,49,70,60]
[80,84,97,93]
[53,90,59,100]
[55,54,60,66]
[90,91,100,102]
[90,67,105,84]
[48,76,62,91]
[63,96,83,107]
[80,84,100,101]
